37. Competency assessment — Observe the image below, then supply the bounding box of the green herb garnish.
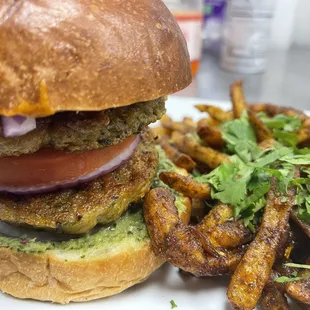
[170,300,178,309]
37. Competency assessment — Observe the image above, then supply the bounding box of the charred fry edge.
[144,188,244,277]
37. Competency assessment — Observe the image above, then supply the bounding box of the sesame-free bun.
[0,0,191,117]
[0,197,191,304]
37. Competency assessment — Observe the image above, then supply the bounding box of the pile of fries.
[146,81,310,310]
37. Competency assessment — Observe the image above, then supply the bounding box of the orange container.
[174,12,203,76]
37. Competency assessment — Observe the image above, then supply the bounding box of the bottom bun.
[0,197,191,304]
[0,242,163,304]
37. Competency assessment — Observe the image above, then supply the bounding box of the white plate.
[0,98,302,310]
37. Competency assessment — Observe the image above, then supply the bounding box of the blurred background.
[163,0,310,110]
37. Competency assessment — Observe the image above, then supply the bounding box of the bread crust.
[0,0,191,117]
[0,198,191,303]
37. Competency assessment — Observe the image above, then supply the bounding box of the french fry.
[261,281,290,310]
[159,171,211,200]
[143,188,244,277]
[250,103,310,128]
[195,104,233,122]
[183,117,197,129]
[200,117,222,128]
[230,80,248,119]
[286,258,310,305]
[171,131,229,169]
[197,204,233,230]
[191,199,206,223]
[298,128,310,146]
[198,220,253,250]
[152,126,171,140]
[160,139,196,171]
[197,119,226,148]
[248,110,273,142]
[259,139,276,150]
[197,205,252,250]
[291,207,310,238]
[161,114,196,134]
[227,177,297,310]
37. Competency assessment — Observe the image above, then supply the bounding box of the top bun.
[0,0,191,117]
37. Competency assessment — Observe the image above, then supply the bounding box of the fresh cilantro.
[297,147,310,155]
[281,154,310,165]
[242,197,266,230]
[246,182,270,206]
[275,273,310,283]
[194,111,310,225]
[221,112,259,163]
[258,113,301,146]
[259,113,302,132]
[285,263,310,269]
[170,300,178,309]
[275,263,310,283]
[272,130,299,146]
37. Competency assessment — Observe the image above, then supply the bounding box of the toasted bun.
[0,198,191,304]
[0,0,191,117]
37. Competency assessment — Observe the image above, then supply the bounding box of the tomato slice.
[0,136,137,188]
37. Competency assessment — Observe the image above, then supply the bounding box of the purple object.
[203,0,226,22]
[202,0,227,51]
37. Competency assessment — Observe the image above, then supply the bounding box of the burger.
[0,0,192,304]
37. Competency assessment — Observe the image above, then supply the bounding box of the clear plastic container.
[220,0,276,74]
[163,0,203,76]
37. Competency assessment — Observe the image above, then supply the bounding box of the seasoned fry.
[291,207,310,238]
[200,117,222,127]
[159,171,211,200]
[161,114,196,134]
[191,199,206,223]
[152,126,171,140]
[298,128,310,146]
[183,117,197,129]
[171,131,229,169]
[286,258,310,305]
[195,104,233,122]
[227,177,297,310]
[259,138,276,150]
[230,80,248,118]
[143,188,244,277]
[248,110,273,142]
[197,119,226,148]
[261,281,290,310]
[250,103,310,128]
[198,220,253,250]
[197,203,233,230]
[160,139,196,171]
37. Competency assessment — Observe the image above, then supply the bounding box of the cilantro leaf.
[272,130,299,146]
[281,154,310,165]
[170,300,178,309]
[221,113,259,163]
[259,113,302,132]
[275,273,310,283]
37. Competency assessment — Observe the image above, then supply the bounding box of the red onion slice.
[2,115,36,138]
[0,135,140,195]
